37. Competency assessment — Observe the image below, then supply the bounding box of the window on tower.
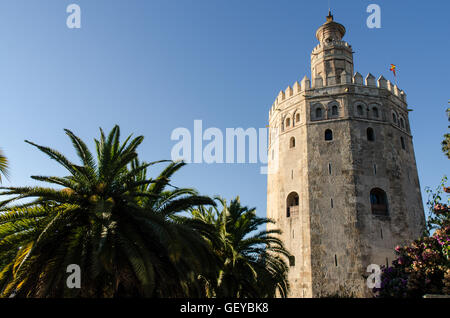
[286,118,291,127]
[392,113,398,125]
[332,105,338,116]
[367,127,375,141]
[296,113,300,123]
[286,192,299,217]
[357,105,364,116]
[290,137,296,148]
[372,106,379,118]
[325,129,333,141]
[315,107,323,119]
[370,188,388,216]
[401,136,406,150]
[288,256,296,267]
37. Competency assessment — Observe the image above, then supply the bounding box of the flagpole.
[390,64,398,87]
[395,66,398,87]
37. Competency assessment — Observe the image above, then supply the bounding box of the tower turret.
[311,11,354,86]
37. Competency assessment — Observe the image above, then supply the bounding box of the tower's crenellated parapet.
[353,72,363,85]
[365,73,376,87]
[301,75,311,90]
[269,70,407,121]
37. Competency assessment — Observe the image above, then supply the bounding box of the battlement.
[269,72,406,116]
[311,40,352,54]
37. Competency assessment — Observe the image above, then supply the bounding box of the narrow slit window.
[328,163,332,175]
[331,198,334,208]
[335,255,338,267]
[367,127,375,141]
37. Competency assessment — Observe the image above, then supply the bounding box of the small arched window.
[325,129,333,141]
[392,113,398,124]
[290,137,295,148]
[367,127,375,141]
[372,107,379,118]
[357,105,364,116]
[286,192,299,217]
[370,188,388,216]
[400,118,405,129]
[315,107,323,119]
[286,118,291,127]
[401,136,406,150]
[296,113,300,123]
[332,105,338,116]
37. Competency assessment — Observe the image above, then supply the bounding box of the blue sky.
[0,0,448,219]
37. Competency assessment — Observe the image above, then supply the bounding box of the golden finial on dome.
[326,9,333,22]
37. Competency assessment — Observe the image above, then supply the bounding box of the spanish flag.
[390,64,397,77]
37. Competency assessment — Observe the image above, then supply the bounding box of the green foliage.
[0,149,9,183]
[425,176,450,234]
[374,177,450,298]
[0,126,216,297]
[187,197,291,298]
[0,126,291,298]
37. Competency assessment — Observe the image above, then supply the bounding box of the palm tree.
[188,197,291,298]
[0,126,216,297]
[0,149,9,183]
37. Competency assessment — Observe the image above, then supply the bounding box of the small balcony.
[287,205,299,217]
[371,204,388,216]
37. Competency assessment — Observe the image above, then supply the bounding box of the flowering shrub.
[374,179,450,298]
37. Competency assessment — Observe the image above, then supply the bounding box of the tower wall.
[267,69,425,297]
[306,112,364,297]
[267,95,313,297]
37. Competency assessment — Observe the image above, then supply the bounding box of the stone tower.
[266,12,425,298]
